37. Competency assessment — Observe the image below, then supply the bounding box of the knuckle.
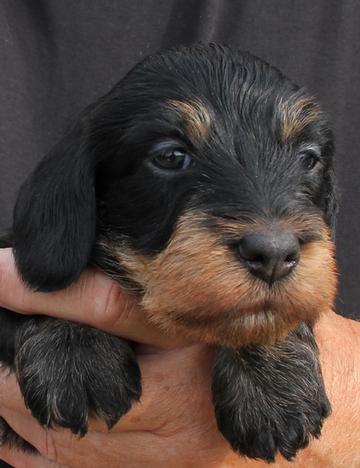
[38,428,74,467]
[42,430,59,463]
[88,281,126,329]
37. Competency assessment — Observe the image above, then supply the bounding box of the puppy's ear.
[13,116,98,291]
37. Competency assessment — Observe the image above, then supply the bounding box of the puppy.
[0,44,337,462]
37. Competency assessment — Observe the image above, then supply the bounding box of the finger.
[0,248,184,347]
[0,407,70,467]
[0,407,147,468]
[0,447,61,468]
[0,408,166,468]
[0,381,91,467]
[0,414,62,468]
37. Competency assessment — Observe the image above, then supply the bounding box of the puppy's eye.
[299,150,320,171]
[150,147,193,171]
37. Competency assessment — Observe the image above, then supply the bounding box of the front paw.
[15,319,141,435]
[212,324,331,462]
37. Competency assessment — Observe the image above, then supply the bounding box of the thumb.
[0,248,185,348]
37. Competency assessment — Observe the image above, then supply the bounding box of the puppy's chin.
[104,212,337,348]
[141,254,337,347]
[142,295,331,349]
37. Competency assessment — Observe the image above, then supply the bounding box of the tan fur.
[280,96,321,142]
[105,212,337,348]
[169,99,211,143]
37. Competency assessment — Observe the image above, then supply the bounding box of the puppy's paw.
[15,319,141,435]
[212,324,331,462]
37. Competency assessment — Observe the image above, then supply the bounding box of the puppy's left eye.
[299,150,320,171]
[149,142,193,172]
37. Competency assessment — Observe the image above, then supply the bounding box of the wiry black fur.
[212,324,330,462]
[15,319,141,435]
[0,44,336,462]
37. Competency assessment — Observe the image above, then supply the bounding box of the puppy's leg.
[14,318,141,435]
[212,323,330,462]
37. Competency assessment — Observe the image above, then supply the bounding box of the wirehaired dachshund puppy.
[0,44,337,462]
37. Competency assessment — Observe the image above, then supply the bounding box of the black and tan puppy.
[0,44,337,462]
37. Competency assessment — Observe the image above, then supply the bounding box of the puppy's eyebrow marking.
[279,95,321,142]
[168,99,211,143]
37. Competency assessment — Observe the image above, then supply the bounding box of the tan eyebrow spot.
[168,99,211,143]
[280,95,321,142]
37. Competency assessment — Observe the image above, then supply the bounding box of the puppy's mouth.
[104,211,337,348]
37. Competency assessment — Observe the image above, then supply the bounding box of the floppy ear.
[13,116,98,292]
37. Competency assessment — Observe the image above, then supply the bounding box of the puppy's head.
[13,44,337,347]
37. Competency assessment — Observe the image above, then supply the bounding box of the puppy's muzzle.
[237,231,300,284]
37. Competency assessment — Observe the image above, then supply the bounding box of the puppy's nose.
[237,232,300,284]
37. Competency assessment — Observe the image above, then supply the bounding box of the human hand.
[0,248,240,467]
[0,248,359,467]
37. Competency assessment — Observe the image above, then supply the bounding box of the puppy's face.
[13,45,337,347]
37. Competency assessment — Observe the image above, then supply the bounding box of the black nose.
[237,232,300,284]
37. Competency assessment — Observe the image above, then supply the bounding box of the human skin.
[0,248,359,468]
